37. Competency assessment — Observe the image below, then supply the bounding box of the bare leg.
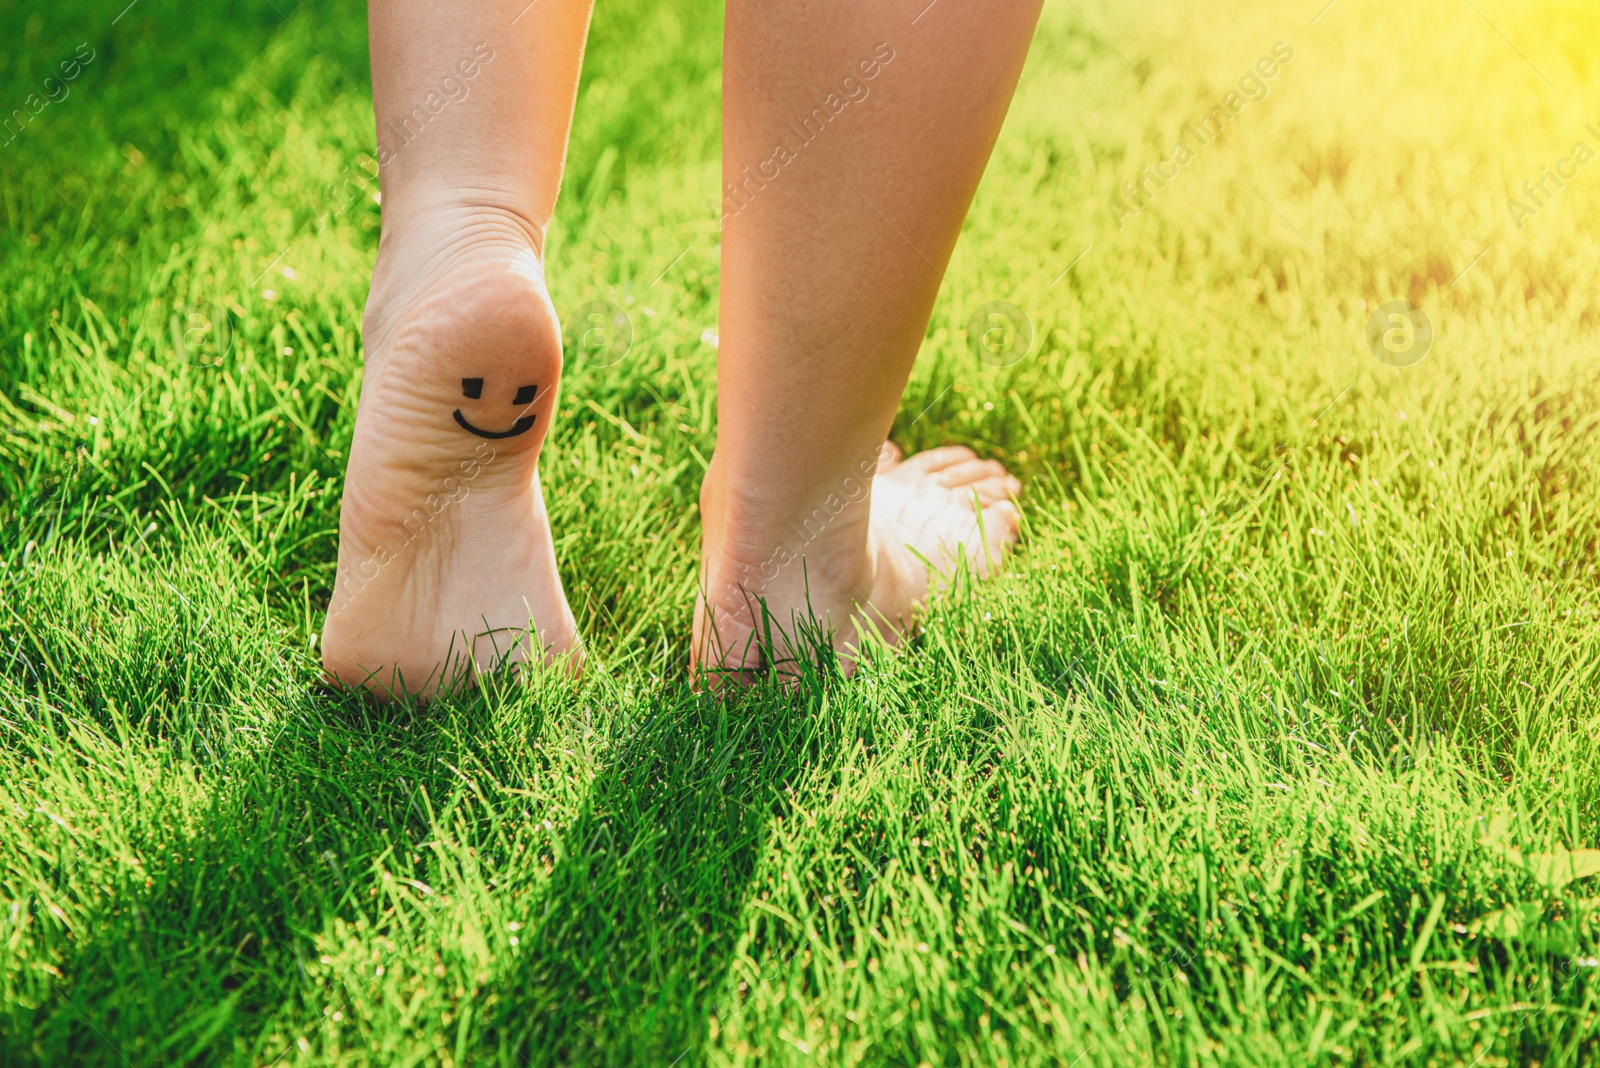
[696,1,1042,679]
[322,0,593,697]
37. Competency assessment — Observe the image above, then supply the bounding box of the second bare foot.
[693,444,1021,682]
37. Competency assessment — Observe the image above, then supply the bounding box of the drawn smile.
[453,377,539,440]
[453,410,537,439]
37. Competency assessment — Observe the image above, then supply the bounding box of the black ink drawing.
[454,378,539,439]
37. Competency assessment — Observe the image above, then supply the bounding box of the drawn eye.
[461,377,484,399]
[514,384,537,405]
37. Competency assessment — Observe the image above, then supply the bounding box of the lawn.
[4,0,1600,1063]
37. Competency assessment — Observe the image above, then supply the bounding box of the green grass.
[5,0,1600,1062]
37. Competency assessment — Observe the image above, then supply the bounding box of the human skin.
[695,0,1042,679]
[323,0,1039,696]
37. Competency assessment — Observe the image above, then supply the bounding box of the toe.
[985,498,1023,545]
[935,458,1009,488]
[969,474,1020,505]
[900,445,977,473]
[957,499,1020,577]
[877,441,904,471]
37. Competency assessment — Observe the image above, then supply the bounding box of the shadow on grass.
[10,669,824,1066]
[478,679,827,1065]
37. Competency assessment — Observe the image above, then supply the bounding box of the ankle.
[377,181,548,260]
[700,451,877,599]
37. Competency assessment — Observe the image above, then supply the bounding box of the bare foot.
[322,211,579,699]
[694,443,1022,682]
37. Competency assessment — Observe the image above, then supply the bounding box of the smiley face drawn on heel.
[453,378,539,439]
